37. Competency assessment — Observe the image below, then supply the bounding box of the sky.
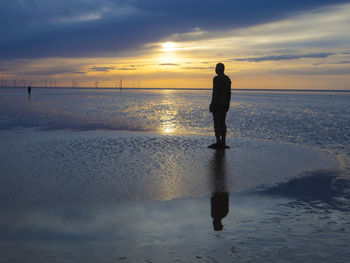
[1,0,350,89]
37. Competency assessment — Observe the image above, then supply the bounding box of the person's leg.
[220,112,227,146]
[213,113,221,144]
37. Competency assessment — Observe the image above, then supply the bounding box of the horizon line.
[1,86,350,92]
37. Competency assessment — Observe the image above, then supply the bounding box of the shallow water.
[0,130,338,206]
[0,88,350,262]
[1,88,350,163]
[1,177,350,263]
[1,88,349,151]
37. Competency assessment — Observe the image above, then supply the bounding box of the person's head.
[215,63,225,75]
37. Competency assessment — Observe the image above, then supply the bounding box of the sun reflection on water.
[161,123,175,134]
[159,107,177,134]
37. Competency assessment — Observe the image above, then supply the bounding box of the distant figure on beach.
[208,63,231,149]
[27,85,31,96]
[210,149,229,231]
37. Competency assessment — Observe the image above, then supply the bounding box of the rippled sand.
[0,129,338,206]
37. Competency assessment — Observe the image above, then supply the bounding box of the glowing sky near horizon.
[1,0,350,89]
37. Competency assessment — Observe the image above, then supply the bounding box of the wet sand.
[1,129,349,262]
[0,129,338,205]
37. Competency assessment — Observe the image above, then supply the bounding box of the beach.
[1,88,350,262]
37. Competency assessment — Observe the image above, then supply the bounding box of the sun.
[161,42,177,52]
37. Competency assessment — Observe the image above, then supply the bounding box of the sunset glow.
[161,42,178,52]
[1,1,350,90]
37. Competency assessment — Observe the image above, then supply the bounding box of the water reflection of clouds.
[0,199,210,255]
[0,193,294,262]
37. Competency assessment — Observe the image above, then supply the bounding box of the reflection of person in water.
[210,149,229,231]
[209,63,231,149]
[27,85,31,96]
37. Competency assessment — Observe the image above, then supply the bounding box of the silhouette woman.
[210,149,229,231]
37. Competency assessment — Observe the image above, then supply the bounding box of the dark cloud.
[20,68,79,76]
[0,65,16,72]
[182,67,212,70]
[118,67,136,70]
[89,66,115,72]
[233,53,335,62]
[159,63,179,66]
[276,68,350,75]
[1,0,349,59]
[334,61,350,64]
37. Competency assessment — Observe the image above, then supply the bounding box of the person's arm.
[225,77,231,112]
[228,79,231,105]
[210,77,217,112]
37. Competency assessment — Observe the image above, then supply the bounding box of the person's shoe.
[221,137,230,149]
[208,143,220,149]
[221,137,226,145]
[208,143,229,149]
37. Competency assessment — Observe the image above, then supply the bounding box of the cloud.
[18,66,82,76]
[334,61,350,64]
[118,67,136,70]
[182,67,212,70]
[1,0,349,59]
[159,63,179,66]
[277,68,350,75]
[89,66,115,72]
[240,66,350,76]
[232,53,335,62]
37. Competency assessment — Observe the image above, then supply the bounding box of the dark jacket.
[209,74,231,113]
